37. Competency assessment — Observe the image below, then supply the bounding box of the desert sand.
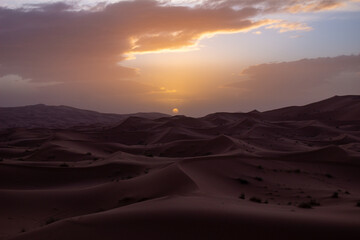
[0,95,359,240]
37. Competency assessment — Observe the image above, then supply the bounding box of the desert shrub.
[59,163,69,167]
[298,199,320,209]
[254,177,263,182]
[309,199,320,206]
[249,197,262,203]
[298,202,312,209]
[325,173,333,179]
[85,152,92,156]
[257,165,263,170]
[236,178,249,184]
[239,193,245,199]
[356,201,360,207]
[331,192,339,198]
[0,158,3,161]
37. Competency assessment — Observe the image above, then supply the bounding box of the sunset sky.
[1,0,359,116]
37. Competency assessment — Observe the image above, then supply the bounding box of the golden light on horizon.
[172,108,179,114]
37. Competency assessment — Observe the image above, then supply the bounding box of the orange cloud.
[266,20,313,33]
[202,0,349,12]
[127,18,276,57]
[286,1,345,13]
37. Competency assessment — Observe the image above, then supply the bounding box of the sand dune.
[262,95,360,121]
[0,95,360,239]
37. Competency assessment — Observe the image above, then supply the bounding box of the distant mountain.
[0,104,169,129]
[261,95,360,121]
[0,96,359,129]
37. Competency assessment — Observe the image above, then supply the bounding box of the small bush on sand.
[250,197,262,203]
[239,193,245,199]
[309,199,320,206]
[325,173,333,179]
[236,178,249,185]
[356,201,360,207]
[59,163,69,167]
[254,177,263,182]
[331,192,339,198]
[298,202,312,209]
[298,199,320,209]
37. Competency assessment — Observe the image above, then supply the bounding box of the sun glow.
[172,108,179,114]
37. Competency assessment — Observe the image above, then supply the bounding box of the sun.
[172,108,179,114]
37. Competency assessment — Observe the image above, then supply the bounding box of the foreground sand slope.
[0,96,359,239]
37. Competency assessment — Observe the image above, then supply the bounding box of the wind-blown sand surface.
[0,95,360,240]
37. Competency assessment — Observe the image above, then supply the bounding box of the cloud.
[286,1,345,13]
[0,0,353,84]
[201,0,349,13]
[265,20,313,33]
[224,54,360,109]
[0,0,264,83]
